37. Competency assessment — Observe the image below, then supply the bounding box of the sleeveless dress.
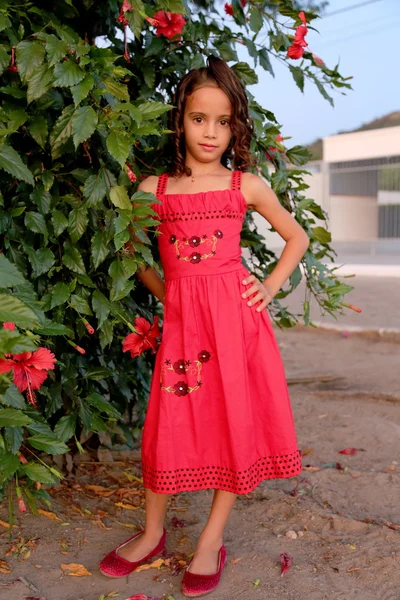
[141,170,303,495]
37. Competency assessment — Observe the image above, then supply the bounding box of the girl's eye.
[193,118,230,125]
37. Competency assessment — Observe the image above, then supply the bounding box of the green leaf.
[51,282,71,308]
[45,34,68,67]
[0,145,34,185]
[91,230,109,269]
[16,41,45,83]
[103,77,129,101]
[106,131,130,168]
[110,185,131,210]
[49,104,75,159]
[0,47,9,76]
[27,248,55,277]
[137,100,174,120]
[20,462,57,484]
[99,319,113,349]
[231,62,258,85]
[311,226,332,244]
[68,207,88,243]
[30,185,51,215]
[71,105,98,148]
[54,414,76,442]
[27,64,53,104]
[28,433,69,455]
[0,408,33,427]
[82,170,109,207]
[286,145,311,166]
[24,211,48,236]
[33,319,73,336]
[5,426,24,454]
[70,294,92,315]
[53,60,85,87]
[0,294,38,327]
[259,48,274,76]
[289,66,305,93]
[0,384,26,409]
[249,9,263,34]
[0,254,25,287]
[0,453,20,483]
[92,289,110,327]
[28,116,48,149]
[85,367,113,381]
[62,246,86,274]
[71,74,94,105]
[51,209,69,237]
[0,329,37,354]
[86,392,121,418]
[42,170,54,191]
[271,170,289,194]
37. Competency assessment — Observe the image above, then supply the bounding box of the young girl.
[100,55,309,597]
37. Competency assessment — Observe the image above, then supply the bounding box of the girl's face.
[181,84,233,165]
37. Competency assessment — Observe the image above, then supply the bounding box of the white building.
[251,125,400,252]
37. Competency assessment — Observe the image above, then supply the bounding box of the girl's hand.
[241,275,274,312]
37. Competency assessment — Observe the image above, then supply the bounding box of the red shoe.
[181,545,227,597]
[99,527,167,578]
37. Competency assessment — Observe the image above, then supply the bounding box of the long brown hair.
[166,55,256,178]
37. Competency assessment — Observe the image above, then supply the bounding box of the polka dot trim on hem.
[141,449,303,495]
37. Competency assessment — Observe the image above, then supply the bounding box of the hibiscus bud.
[82,318,95,334]
[2,322,16,330]
[67,339,86,354]
[125,162,137,182]
[312,53,325,66]
[17,496,26,513]
[8,46,18,72]
[342,302,362,313]
[145,16,160,27]
[18,453,28,464]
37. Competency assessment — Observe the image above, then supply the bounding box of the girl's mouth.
[199,144,217,151]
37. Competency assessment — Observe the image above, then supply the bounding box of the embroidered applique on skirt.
[141,170,303,494]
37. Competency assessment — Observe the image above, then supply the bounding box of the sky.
[235,0,400,147]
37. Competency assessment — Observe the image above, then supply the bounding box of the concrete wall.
[324,125,400,163]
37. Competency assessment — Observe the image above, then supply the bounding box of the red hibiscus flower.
[3,322,16,331]
[265,134,285,161]
[152,11,186,40]
[287,11,308,60]
[123,316,161,359]
[224,3,234,16]
[0,347,56,407]
[287,43,305,60]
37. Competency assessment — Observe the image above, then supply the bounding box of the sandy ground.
[1,321,399,600]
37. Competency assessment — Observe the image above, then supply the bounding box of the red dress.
[141,170,303,494]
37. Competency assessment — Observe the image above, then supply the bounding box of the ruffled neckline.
[158,188,247,213]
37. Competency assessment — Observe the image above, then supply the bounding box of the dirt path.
[1,327,399,600]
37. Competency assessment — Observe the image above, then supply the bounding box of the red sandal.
[181,545,227,597]
[99,527,167,578]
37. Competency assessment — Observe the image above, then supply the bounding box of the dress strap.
[156,172,168,198]
[231,169,242,191]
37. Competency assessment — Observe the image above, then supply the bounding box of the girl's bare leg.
[187,489,237,575]
[118,487,170,560]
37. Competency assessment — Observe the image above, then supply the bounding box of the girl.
[100,55,309,597]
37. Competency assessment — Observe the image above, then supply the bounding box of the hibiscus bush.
[0,0,353,514]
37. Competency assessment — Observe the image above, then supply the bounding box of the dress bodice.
[151,170,247,281]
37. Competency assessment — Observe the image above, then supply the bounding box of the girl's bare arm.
[243,173,310,296]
